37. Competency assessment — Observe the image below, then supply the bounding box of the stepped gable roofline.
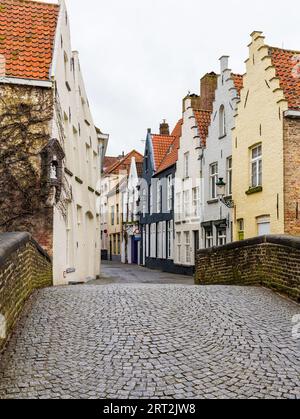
[268,45,300,111]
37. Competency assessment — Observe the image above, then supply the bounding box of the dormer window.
[219,105,226,138]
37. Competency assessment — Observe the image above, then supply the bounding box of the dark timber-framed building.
[139,120,186,273]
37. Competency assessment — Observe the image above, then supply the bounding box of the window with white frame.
[192,187,200,217]
[116,204,120,225]
[176,193,181,220]
[157,222,162,258]
[209,163,218,199]
[219,105,226,138]
[183,190,190,218]
[184,232,191,264]
[162,221,166,259]
[237,219,245,241]
[143,226,146,263]
[122,192,127,222]
[157,180,161,214]
[257,215,270,236]
[167,175,173,212]
[111,206,115,226]
[176,232,182,263]
[205,228,213,248]
[217,228,227,246]
[142,189,147,217]
[167,221,173,259]
[250,144,262,188]
[184,152,189,178]
[227,157,232,196]
[150,223,156,257]
[149,184,153,214]
[146,224,150,257]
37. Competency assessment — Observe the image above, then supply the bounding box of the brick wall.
[199,72,218,111]
[195,235,300,302]
[283,116,300,236]
[0,232,52,351]
[0,83,54,256]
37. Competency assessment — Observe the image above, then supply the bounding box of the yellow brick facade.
[232,32,288,239]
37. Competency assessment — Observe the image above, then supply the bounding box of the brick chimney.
[199,72,218,111]
[159,120,170,136]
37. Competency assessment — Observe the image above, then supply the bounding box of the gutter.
[284,110,300,119]
[0,76,52,88]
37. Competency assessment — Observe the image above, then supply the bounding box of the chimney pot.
[219,56,229,73]
[160,120,170,136]
[199,72,218,111]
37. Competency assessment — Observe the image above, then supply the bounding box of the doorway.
[193,230,200,263]
[85,211,95,278]
[131,237,138,264]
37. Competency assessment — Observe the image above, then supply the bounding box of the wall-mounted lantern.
[50,156,58,180]
[41,139,65,204]
[216,178,234,209]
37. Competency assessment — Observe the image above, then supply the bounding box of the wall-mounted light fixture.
[216,178,234,209]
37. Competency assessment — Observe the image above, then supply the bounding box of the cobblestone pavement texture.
[0,263,299,399]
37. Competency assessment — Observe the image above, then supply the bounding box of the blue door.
[131,238,138,264]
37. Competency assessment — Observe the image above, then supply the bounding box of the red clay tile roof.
[105,150,143,175]
[156,119,183,174]
[103,156,120,172]
[231,73,243,95]
[151,134,176,171]
[171,118,183,138]
[269,47,300,111]
[194,110,212,146]
[136,161,144,178]
[0,0,59,81]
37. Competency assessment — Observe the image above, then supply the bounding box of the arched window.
[219,105,226,138]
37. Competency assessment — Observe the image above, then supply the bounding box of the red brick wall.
[0,233,52,351]
[195,235,300,302]
[199,72,218,111]
[283,117,300,236]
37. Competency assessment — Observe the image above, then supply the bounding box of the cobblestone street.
[0,262,299,399]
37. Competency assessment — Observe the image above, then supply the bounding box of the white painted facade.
[201,57,240,248]
[121,157,141,265]
[174,99,202,267]
[50,0,105,284]
[100,175,112,256]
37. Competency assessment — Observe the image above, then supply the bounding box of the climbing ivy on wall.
[0,84,54,231]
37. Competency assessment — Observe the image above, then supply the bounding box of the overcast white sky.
[65,0,300,156]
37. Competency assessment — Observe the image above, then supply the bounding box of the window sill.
[245,186,263,195]
[207,199,219,205]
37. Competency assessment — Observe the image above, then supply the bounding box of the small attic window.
[219,105,226,138]
[167,145,173,155]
